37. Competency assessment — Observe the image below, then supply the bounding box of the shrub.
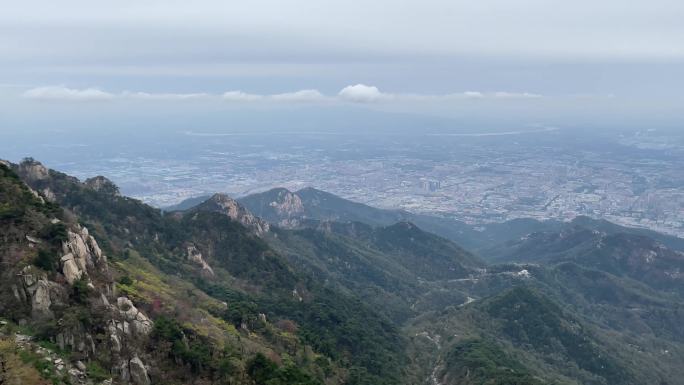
[71,277,91,304]
[118,275,134,286]
[247,353,322,385]
[87,361,111,382]
[41,222,68,245]
[34,249,58,272]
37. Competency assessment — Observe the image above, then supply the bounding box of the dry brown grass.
[0,338,50,385]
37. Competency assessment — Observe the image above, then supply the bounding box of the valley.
[2,158,684,385]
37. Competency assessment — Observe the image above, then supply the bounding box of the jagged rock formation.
[114,297,154,336]
[60,227,108,284]
[0,162,156,384]
[269,188,305,217]
[193,193,270,235]
[14,266,62,320]
[85,176,120,196]
[128,355,151,385]
[17,158,49,182]
[264,188,305,227]
[186,244,214,276]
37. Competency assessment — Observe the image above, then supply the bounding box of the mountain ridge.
[4,158,684,385]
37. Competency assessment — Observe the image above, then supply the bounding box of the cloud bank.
[22,85,543,104]
[22,86,115,101]
[338,84,386,102]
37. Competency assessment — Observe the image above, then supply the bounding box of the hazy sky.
[2,0,683,131]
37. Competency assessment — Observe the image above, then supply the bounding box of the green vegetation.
[441,338,543,385]
[5,159,684,385]
[483,286,631,384]
[86,361,111,382]
[70,277,91,304]
[152,315,271,382]
[247,353,322,385]
[13,341,61,384]
[40,222,68,245]
[202,280,406,385]
[34,249,59,272]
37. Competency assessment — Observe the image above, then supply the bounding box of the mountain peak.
[84,175,120,196]
[236,187,305,227]
[295,186,323,194]
[18,157,50,182]
[208,192,233,202]
[388,220,418,231]
[194,193,270,234]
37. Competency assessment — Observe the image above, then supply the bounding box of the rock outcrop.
[194,193,270,235]
[31,279,53,319]
[17,158,49,182]
[60,226,109,284]
[16,266,61,320]
[61,253,83,284]
[236,187,307,228]
[187,244,215,276]
[84,175,120,196]
[128,356,151,385]
[269,188,305,217]
[114,297,153,336]
[55,327,97,357]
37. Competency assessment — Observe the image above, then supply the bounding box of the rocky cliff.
[0,162,154,385]
[1,159,405,385]
[192,193,270,235]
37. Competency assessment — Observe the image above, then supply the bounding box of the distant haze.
[1,0,683,131]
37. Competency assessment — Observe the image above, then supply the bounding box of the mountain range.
[1,158,683,385]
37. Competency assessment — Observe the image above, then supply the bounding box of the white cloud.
[20,85,543,104]
[222,89,326,103]
[22,86,211,101]
[22,86,115,101]
[493,91,542,99]
[337,85,543,103]
[462,91,485,99]
[222,91,263,102]
[124,91,210,100]
[270,89,325,102]
[338,84,388,103]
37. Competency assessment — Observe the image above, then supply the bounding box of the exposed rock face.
[115,297,153,336]
[237,187,306,228]
[196,193,270,235]
[267,189,306,227]
[187,244,215,276]
[42,187,57,202]
[55,328,96,356]
[17,266,57,319]
[19,268,45,314]
[61,253,83,284]
[4,162,160,383]
[18,159,49,182]
[60,226,109,284]
[84,176,120,196]
[128,356,151,385]
[27,187,46,204]
[107,297,153,362]
[65,230,92,271]
[108,322,123,353]
[26,235,42,244]
[269,188,305,217]
[31,279,53,319]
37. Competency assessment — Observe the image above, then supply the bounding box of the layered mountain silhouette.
[2,159,684,385]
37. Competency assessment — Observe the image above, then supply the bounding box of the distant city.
[6,127,684,237]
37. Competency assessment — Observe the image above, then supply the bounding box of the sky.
[1,0,684,133]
